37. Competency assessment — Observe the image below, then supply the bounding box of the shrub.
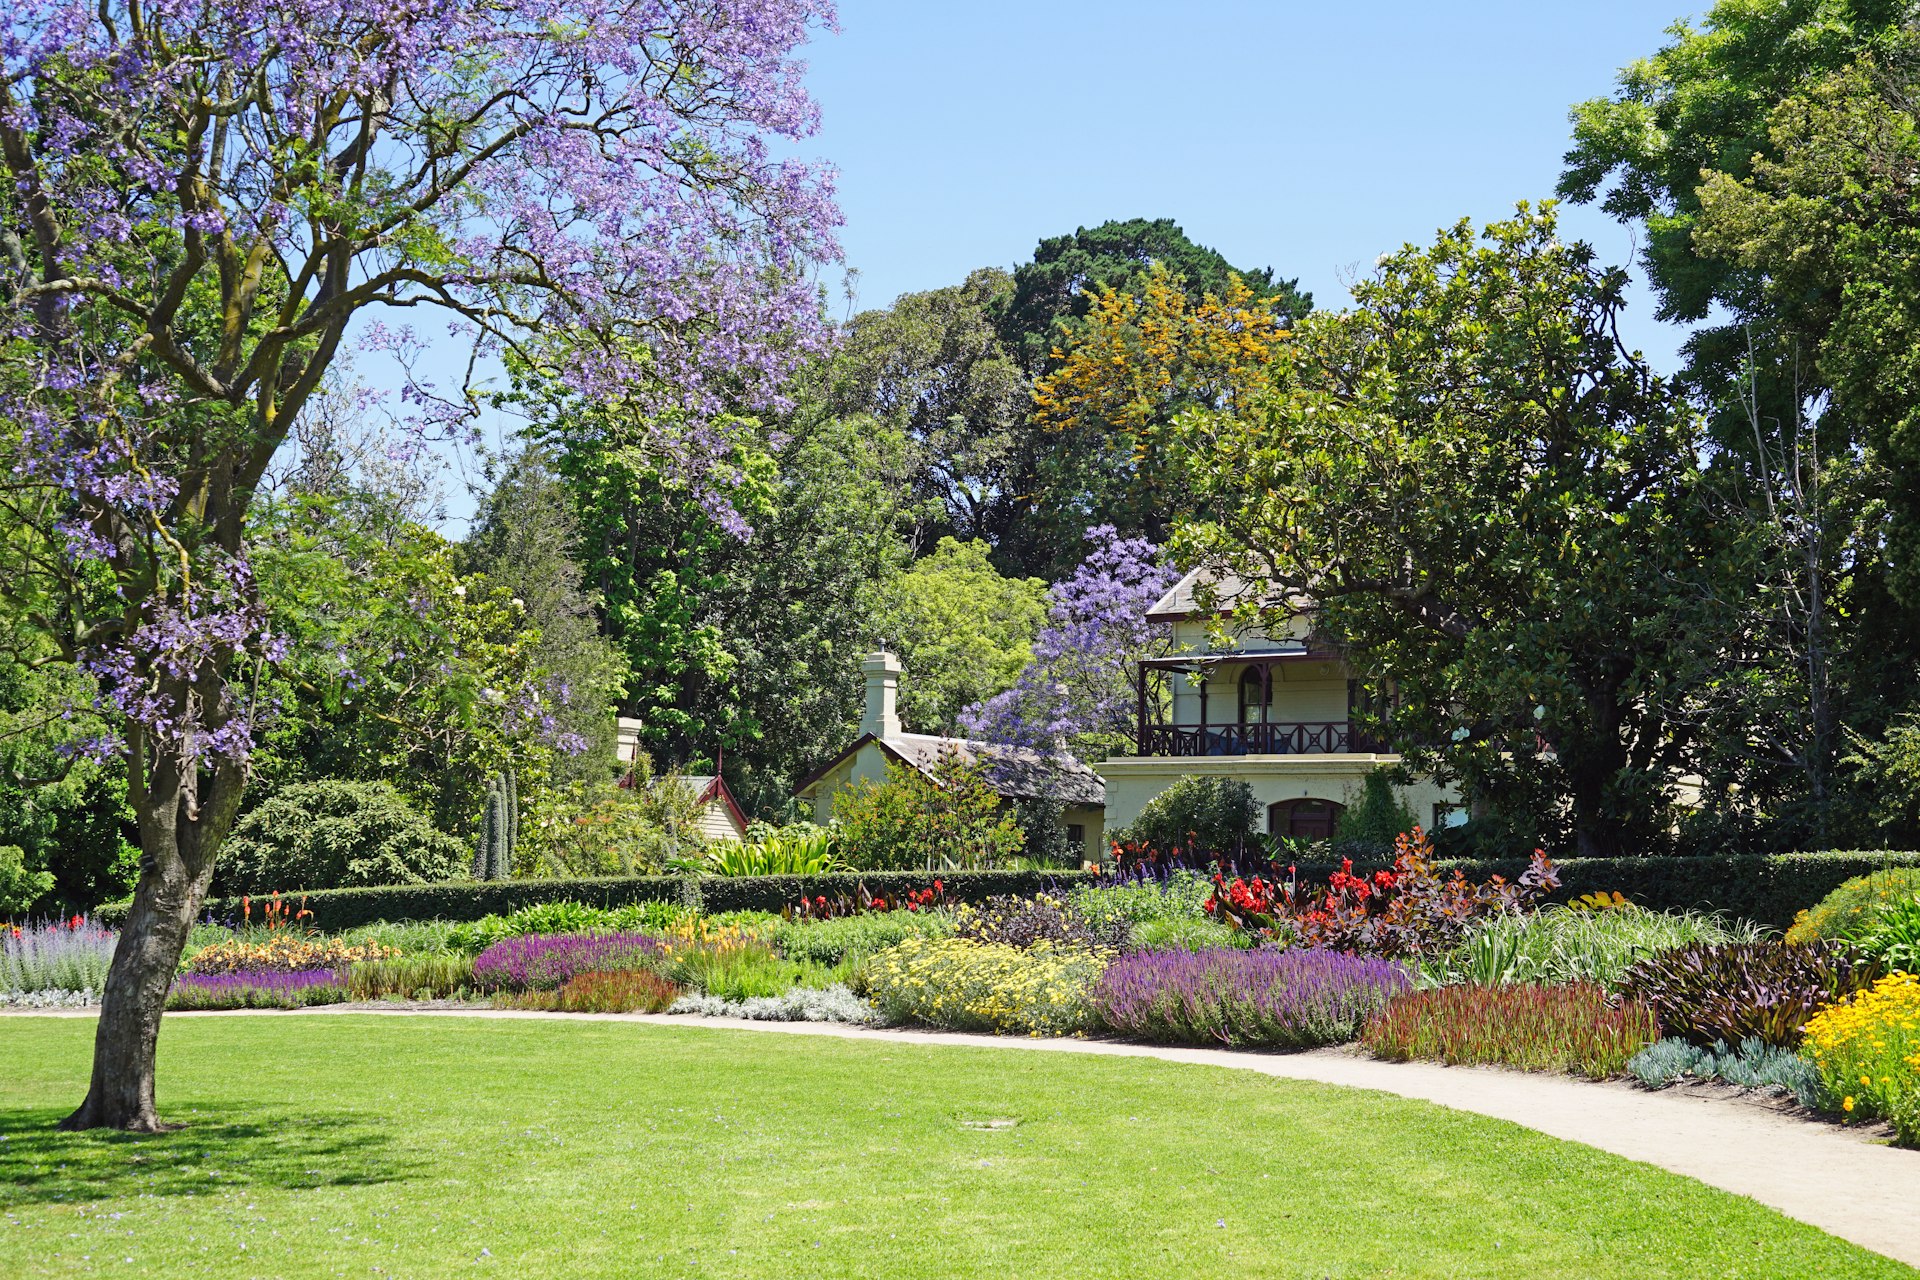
[1361,983,1657,1078]
[704,825,838,876]
[516,775,707,879]
[1113,775,1258,856]
[345,954,477,1001]
[667,983,879,1025]
[771,910,954,967]
[1625,1036,1823,1105]
[216,779,467,895]
[661,938,813,1001]
[1801,973,1920,1144]
[1787,868,1920,945]
[167,968,348,1010]
[1069,871,1214,929]
[830,751,1024,871]
[1844,892,1920,972]
[0,845,54,916]
[446,899,690,954]
[953,893,1129,952]
[1422,906,1765,989]
[1617,941,1883,1047]
[185,934,396,975]
[864,936,1108,1035]
[499,969,682,1014]
[471,932,667,991]
[1090,948,1410,1048]
[1333,770,1418,858]
[1207,828,1556,957]
[2,917,115,994]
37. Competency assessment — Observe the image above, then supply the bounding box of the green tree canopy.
[1170,206,1752,859]
[868,537,1048,737]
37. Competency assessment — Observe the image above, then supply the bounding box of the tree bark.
[62,731,246,1132]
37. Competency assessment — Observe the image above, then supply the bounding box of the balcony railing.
[1136,720,1384,758]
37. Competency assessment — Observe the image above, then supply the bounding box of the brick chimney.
[860,651,903,739]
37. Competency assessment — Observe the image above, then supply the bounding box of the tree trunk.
[62,733,246,1132]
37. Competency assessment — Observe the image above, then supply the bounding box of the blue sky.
[416,1,1707,528]
[806,0,1703,362]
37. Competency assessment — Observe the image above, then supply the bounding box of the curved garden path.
[20,1005,1920,1268]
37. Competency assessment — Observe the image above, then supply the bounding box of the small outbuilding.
[791,652,1107,866]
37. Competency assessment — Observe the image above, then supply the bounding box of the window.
[1064,823,1085,848]
[1238,666,1270,724]
[1268,798,1345,840]
[1432,803,1469,830]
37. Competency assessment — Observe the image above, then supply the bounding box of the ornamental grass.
[1089,948,1409,1049]
[471,932,667,992]
[863,936,1107,1036]
[345,954,477,1001]
[1801,972,1920,1145]
[167,968,349,1010]
[1362,982,1657,1078]
[498,969,683,1014]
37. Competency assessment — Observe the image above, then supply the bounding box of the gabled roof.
[792,732,1106,808]
[626,771,751,833]
[1146,565,1307,623]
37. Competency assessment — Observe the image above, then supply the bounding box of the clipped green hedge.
[96,870,1098,933]
[1275,850,1920,930]
[95,851,1920,933]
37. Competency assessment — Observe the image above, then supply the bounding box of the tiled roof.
[883,734,1107,807]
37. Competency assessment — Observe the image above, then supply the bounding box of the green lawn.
[0,1014,1907,1279]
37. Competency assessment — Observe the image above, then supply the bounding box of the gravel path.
[15,1005,1920,1268]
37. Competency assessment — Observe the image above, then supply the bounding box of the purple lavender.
[472,933,668,992]
[1089,948,1412,1049]
[168,969,347,1011]
[2,918,118,994]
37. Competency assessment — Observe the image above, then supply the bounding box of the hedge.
[95,869,1099,933]
[93,850,1920,933]
[1282,850,1920,930]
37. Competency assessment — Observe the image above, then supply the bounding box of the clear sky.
[416,1,1708,528]
[805,0,1702,362]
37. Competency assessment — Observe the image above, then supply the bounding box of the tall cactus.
[485,783,510,880]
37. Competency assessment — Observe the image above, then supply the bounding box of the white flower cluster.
[1,988,98,1008]
[666,983,883,1026]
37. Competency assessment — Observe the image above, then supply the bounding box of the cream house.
[792,652,1108,865]
[1097,568,1460,840]
[614,717,751,843]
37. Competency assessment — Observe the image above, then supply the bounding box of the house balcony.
[1136,720,1386,758]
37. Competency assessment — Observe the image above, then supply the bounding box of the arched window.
[1268,798,1344,840]
[1238,666,1270,724]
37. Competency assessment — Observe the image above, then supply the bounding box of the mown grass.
[0,1014,1908,1278]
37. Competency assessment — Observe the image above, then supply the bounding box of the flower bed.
[1089,948,1409,1049]
[1362,983,1657,1078]
[1802,972,1920,1144]
[498,969,682,1014]
[471,931,667,991]
[3,917,116,995]
[185,934,395,975]
[864,936,1107,1036]
[1617,941,1881,1047]
[168,968,348,1010]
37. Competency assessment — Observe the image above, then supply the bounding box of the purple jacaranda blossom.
[1088,948,1411,1049]
[960,526,1179,753]
[4,0,843,769]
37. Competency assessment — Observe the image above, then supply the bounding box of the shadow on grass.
[0,1104,418,1207]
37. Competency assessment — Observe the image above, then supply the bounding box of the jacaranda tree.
[0,0,840,1129]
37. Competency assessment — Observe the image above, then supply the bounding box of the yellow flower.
[1843,1097,1855,1112]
